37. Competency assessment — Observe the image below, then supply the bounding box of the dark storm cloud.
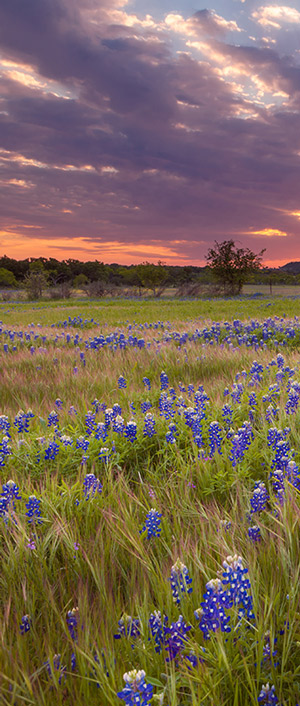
[0,0,300,262]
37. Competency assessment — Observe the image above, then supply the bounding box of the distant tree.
[206,240,265,295]
[73,273,89,287]
[24,261,48,299]
[136,261,168,297]
[0,268,17,287]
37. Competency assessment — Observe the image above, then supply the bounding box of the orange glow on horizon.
[0,231,295,268]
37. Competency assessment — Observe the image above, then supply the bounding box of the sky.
[0,1,300,266]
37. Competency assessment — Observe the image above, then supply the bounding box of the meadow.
[1,296,300,705]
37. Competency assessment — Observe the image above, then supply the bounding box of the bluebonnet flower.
[187,383,194,396]
[262,632,278,666]
[222,404,233,428]
[140,509,162,538]
[149,611,168,653]
[160,371,169,391]
[114,615,141,640]
[159,393,175,420]
[208,421,223,457]
[83,473,102,500]
[265,405,279,424]
[55,398,63,409]
[169,559,193,604]
[104,408,114,428]
[270,469,285,504]
[99,447,111,463]
[285,386,299,415]
[143,377,151,390]
[60,434,73,447]
[143,413,156,438]
[250,482,269,514]
[277,353,284,369]
[0,415,10,436]
[44,439,59,460]
[118,375,127,389]
[141,400,152,414]
[14,410,31,433]
[95,422,107,442]
[80,351,86,366]
[195,578,231,640]
[25,495,42,525]
[117,669,153,705]
[229,422,253,467]
[0,436,12,466]
[248,525,261,542]
[76,436,90,451]
[223,387,230,397]
[112,403,122,417]
[68,405,78,416]
[164,615,191,662]
[113,415,124,435]
[257,684,280,705]
[220,519,232,531]
[124,420,137,443]
[166,430,176,444]
[91,398,101,413]
[20,614,31,634]
[47,410,59,428]
[221,554,255,623]
[231,383,244,404]
[286,459,300,491]
[1,479,21,510]
[44,654,66,685]
[66,607,79,641]
[178,381,186,392]
[85,410,96,435]
[129,402,136,416]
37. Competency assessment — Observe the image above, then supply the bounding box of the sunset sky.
[0,0,300,265]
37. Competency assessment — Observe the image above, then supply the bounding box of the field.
[1,297,300,705]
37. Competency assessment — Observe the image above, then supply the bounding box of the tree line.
[0,242,298,298]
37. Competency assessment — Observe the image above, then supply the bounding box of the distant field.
[1,297,300,705]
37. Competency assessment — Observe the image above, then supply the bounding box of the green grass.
[0,298,300,705]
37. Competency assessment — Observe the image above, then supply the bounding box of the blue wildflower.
[165,615,191,662]
[117,669,153,706]
[149,611,168,653]
[66,607,79,642]
[143,413,156,438]
[250,482,269,514]
[140,509,162,538]
[83,473,102,500]
[124,420,137,443]
[160,370,169,391]
[25,495,42,525]
[76,436,89,451]
[85,410,96,435]
[1,479,21,509]
[44,654,66,685]
[20,614,31,634]
[118,375,127,389]
[47,410,59,428]
[208,421,223,457]
[195,578,231,640]
[95,423,107,442]
[258,683,280,705]
[143,377,151,390]
[44,439,59,460]
[248,525,261,542]
[169,559,193,604]
[114,615,141,640]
